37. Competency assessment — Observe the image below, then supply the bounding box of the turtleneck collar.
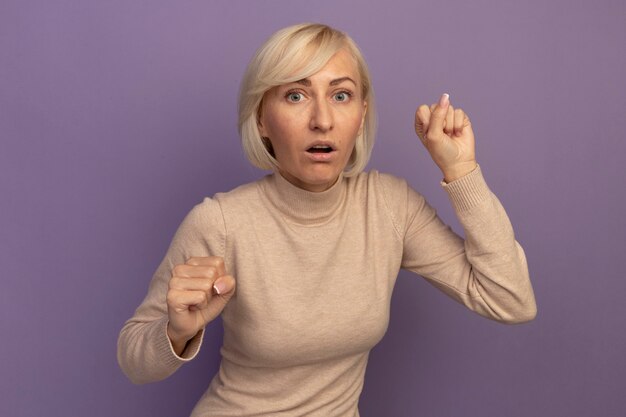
[260,171,346,225]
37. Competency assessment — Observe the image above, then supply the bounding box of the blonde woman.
[118,23,536,417]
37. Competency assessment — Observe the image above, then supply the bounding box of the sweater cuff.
[441,165,491,212]
[156,318,204,367]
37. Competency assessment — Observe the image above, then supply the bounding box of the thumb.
[427,93,450,137]
[204,275,236,320]
[212,275,236,298]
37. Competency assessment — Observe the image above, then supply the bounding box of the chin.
[281,161,346,192]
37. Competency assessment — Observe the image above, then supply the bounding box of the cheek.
[343,111,365,139]
[264,109,296,138]
[264,119,300,159]
[342,105,364,126]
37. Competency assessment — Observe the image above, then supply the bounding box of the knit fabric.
[117,166,536,416]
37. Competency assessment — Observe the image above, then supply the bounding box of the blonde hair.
[238,23,376,177]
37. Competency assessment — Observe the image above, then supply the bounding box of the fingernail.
[213,280,226,295]
[439,93,450,107]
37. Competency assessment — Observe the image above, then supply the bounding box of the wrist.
[166,323,193,356]
[441,161,478,183]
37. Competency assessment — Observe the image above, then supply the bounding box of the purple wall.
[2,1,625,416]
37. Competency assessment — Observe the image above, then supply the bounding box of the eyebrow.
[295,77,357,87]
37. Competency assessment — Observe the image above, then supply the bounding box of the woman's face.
[258,49,367,192]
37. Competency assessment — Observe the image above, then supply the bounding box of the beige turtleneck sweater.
[117,166,536,416]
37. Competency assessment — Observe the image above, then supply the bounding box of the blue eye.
[286,92,303,102]
[334,91,351,102]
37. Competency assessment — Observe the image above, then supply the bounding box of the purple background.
[2,1,625,416]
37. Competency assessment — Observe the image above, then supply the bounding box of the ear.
[256,97,267,137]
[257,112,266,137]
[258,121,266,138]
[358,100,367,136]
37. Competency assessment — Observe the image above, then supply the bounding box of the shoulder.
[172,197,225,248]
[194,177,271,233]
[348,170,422,205]
[183,178,264,219]
[347,169,403,188]
[211,177,264,206]
[179,178,263,233]
[347,170,429,236]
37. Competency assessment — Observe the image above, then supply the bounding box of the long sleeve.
[117,197,226,384]
[389,166,536,323]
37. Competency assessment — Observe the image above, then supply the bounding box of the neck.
[277,170,341,193]
[260,171,347,225]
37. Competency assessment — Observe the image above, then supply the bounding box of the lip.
[306,149,337,161]
[306,141,336,150]
[305,141,337,161]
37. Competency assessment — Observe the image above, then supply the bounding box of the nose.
[309,97,333,132]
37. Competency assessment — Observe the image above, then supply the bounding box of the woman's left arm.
[400,94,537,323]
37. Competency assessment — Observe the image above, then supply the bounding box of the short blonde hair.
[238,23,376,177]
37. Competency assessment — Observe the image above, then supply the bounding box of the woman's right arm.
[167,256,235,356]
[116,197,232,384]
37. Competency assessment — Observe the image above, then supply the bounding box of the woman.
[118,23,536,416]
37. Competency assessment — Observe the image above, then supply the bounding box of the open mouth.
[306,145,334,153]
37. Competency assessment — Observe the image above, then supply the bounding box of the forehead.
[289,48,361,86]
[316,49,359,78]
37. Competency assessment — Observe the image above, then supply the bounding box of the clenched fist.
[166,256,235,355]
[414,93,478,182]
